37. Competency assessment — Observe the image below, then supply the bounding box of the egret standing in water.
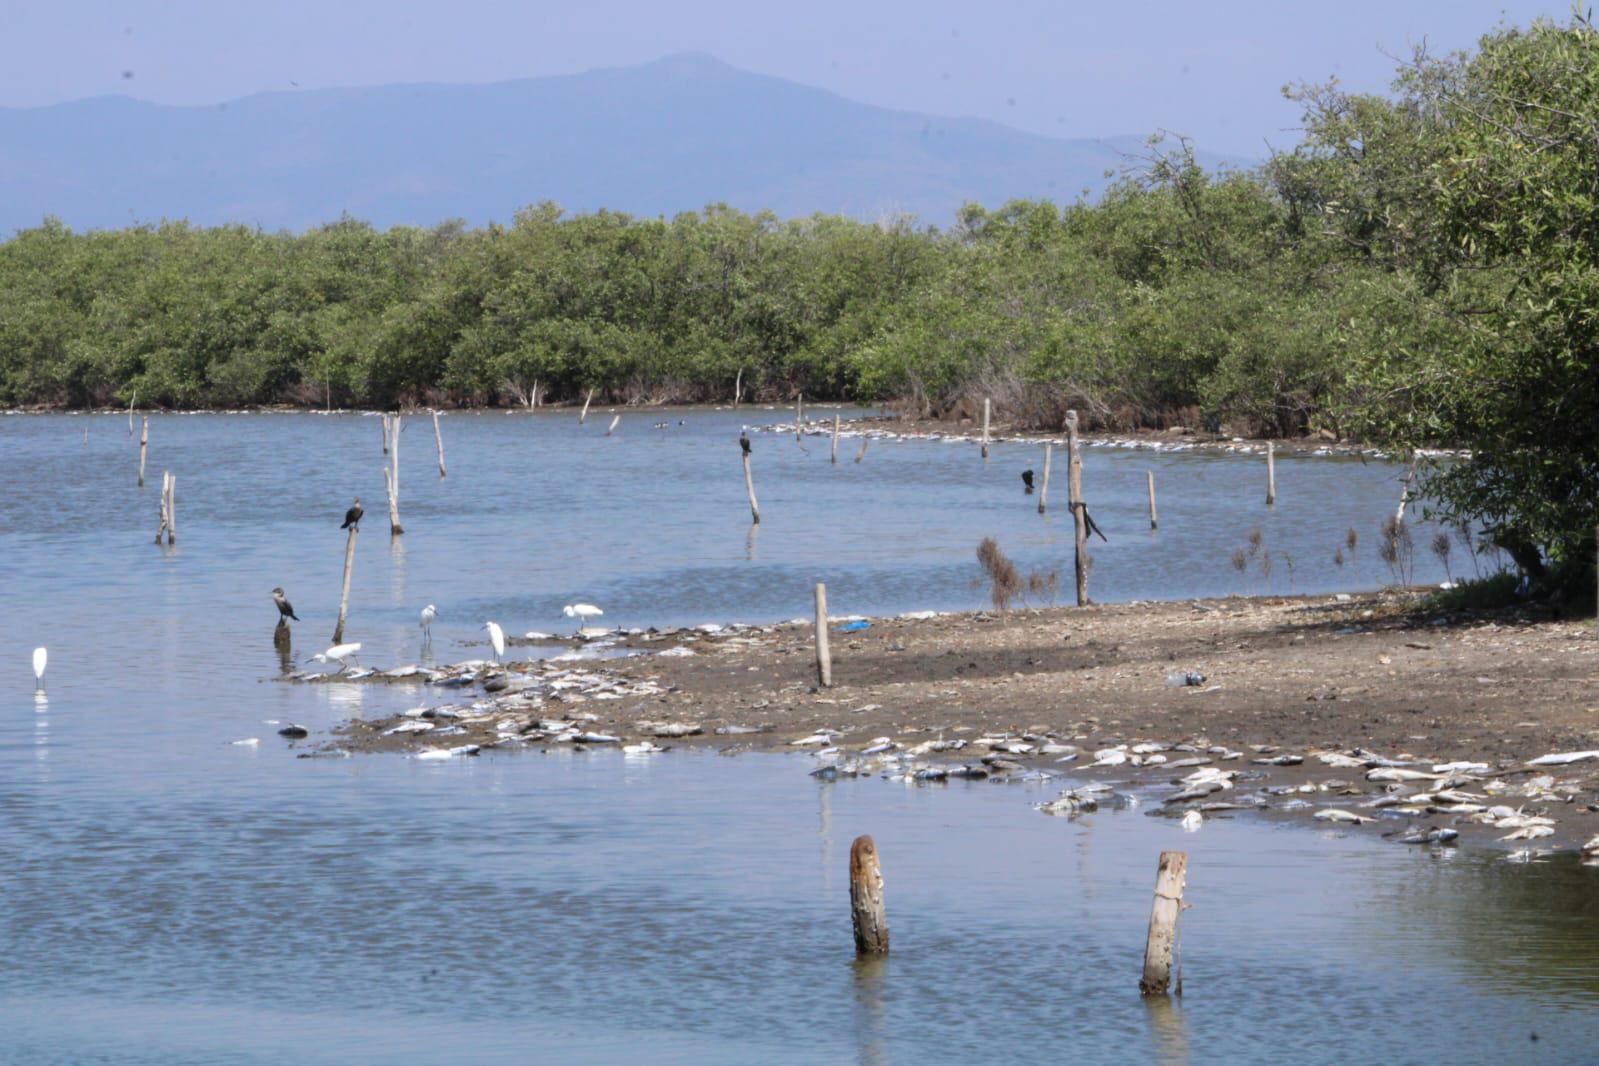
[563,603,604,634]
[311,642,362,671]
[483,621,505,664]
[420,604,437,640]
[33,647,47,690]
[272,587,301,622]
[340,497,364,531]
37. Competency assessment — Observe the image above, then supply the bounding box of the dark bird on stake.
[740,430,752,456]
[341,497,363,530]
[1021,469,1035,494]
[272,587,301,622]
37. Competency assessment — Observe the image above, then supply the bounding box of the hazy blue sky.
[0,0,1574,155]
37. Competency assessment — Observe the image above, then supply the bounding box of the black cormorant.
[740,431,752,456]
[341,497,363,530]
[1021,469,1035,494]
[272,587,301,622]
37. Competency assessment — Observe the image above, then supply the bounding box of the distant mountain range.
[0,52,1248,234]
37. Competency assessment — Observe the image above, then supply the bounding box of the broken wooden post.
[1147,471,1159,530]
[855,435,869,463]
[580,388,594,424]
[1066,411,1088,606]
[831,414,841,464]
[1140,850,1188,996]
[137,416,148,487]
[849,835,889,956]
[814,582,832,688]
[606,414,620,436]
[1266,442,1276,506]
[1038,443,1053,515]
[333,525,359,644]
[432,410,446,478]
[164,472,175,544]
[980,398,991,459]
[742,450,761,525]
[383,415,404,535]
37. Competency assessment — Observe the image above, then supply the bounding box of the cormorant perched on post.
[740,430,752,456]
[1021,469,1035,494]
[272,587,301,622]
[341,497,363,530]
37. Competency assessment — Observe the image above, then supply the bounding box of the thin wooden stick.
[385,416,404,535]
[1038,443,1053,514]
[333,526,358,643]
[733,367,743,407]
[1140,851,1188,996]
[137,417,148,487]
[1266,442,1277,506]
[580,388,594,424]
[743,451,761,525]
[855,436,869,463]
[849,835,889,956]
[165,472,175,544]
[154,471,168,544]
[381,413,389,456]
[128,393,136,436]
[814,582,832,687]
[1396,456,1416,525]
[980,398,991,459]
[1148,470,1159,530]
[795,394,804,440]
[432,410,446,477]
[606,414,621,436]
[831,414,841,464]
[1067,411,1088,606]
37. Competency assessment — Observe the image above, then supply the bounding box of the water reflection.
[1143,996,1188,1065]
[849,955,889,1066]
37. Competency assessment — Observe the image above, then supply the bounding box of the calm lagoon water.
[5,410,1589,1065]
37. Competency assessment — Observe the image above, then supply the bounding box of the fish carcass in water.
[1314,809,1372,824]
[1499,824,1555,841]
[1389,826,1459,845]
[1180,810,1203,832]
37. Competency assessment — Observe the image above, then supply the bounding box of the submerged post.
[333,526,359,644]
[1266,442,1277,506]
[980,398,991,460]
[1147,471,1159,530]
[385,416,404,536]
[855,435,869,464]
[849,835,889,956]
[606,414,621,436]
[580,388,594,424]
[742,451,761,525]
[1038,443,1053,515]
[1140,850,1188,996]
[814,582,832,688]
[432,409,446,478]
[831,414,841,464]
[137,416,148,487]
[1067,411,1088,606]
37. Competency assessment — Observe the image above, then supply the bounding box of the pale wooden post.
[1066,411,1088,606]
[137,416,148,487]
[154,471,169,544]
[380,413,389,455]
[531,380,539,409]
[1038,443,1053,514]
[1266,442,1276,506]
[831,414,841,464]
[849,835,889,956]
[606,414,621,436]
[384,416,404,536]
[795,394,804,440]
[980,398,991,459]
[333,526,358,644]
[1140,851,1188,996]
[128,393,136,437]
[1147,471,1159,530]
[743,451,761,525]
[1396,456,1416,526]
[165,472,175,544]
[432,410,446,477]
[580,388,594,424]
[855,436,869,463]
[814,582,832,687]
[733,367,743,407]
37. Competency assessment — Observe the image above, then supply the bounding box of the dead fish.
[861,739,897,755]
[1253,755,1304,766]
[622,741,666,754]
[913,767,949,782]
[1180,810,1203,832]
[790,732,837,746]
[1500,824,1556,841]
[1039,742,1077,755]
[1432,761,1490,774]
[415,744,480,760]
[1314,809,1372,824]
[574,732,620,744]
[1528,750,1599,766]
[1389,826,1459,845]
[1164,757,1212,769]
[949,765,989,779]
[1316,751,1368,769]
[1093,748,1129,767]
[1366,767,1441,783]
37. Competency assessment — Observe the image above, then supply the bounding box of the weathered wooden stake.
[384,415,404,536]
[1266,442,1276,506]
[127,393,136,436]
[1140,850,1188,996]
[154,472,169,544]
[980,398,991,459]
[849,835,889,956]
[606,414,621,436]
[1396,457,1416,526]
[580,388,594,424]
[733,367,743,407]
[1066,411,1088,606]
[432,410,446,477]
[137,417,148,487]
[742,451,761,524]
[333,526,359,644]
[1038,443,1053,514]
[532,380,539,409]
[165,472,175,544]
[814,582,832,688]
[795,394,804,440]
[855,436,869,463]
[1147,470,1159,530]
[831,414,841,464]
[380,414,389,455]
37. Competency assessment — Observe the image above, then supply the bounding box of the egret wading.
[341,497,364,531]
[312,643,361,671]
[563,603,604,635]
[32,647,47,690]
[272,587,301,622]
[483,621,505,664]
[420,604,437,639]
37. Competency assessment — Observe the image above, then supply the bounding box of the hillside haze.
[0,53,1208,234]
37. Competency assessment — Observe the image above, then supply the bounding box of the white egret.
[32,647,47,689]
[420,604,437,637]
[563,604,604,634]
[483,621,505,664]
[311,642,362,671]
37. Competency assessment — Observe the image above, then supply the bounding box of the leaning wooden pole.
[980,398,991,460]
[1038,443,1053,515]
[380,413,389,456]
[333,526,359,644]
[855,436,869,464]
[1147,471,1159,530]
[743,451,761,525]
[1266,442,1277,506]
[814,582,832,688]
[606,414,621,436]
[831,415,841,465]
[127,393,136,437]
[1066,411,1088,606]
[580,388,594,425]
[849,835,889,956]
[137,416,148,487]
[733,367,743,407]
[1140,850,1188,996]
[432,409,446,478]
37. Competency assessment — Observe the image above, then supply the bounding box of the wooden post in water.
[813,582,832,688]
[742,451,761,525]
[137,417,148,487]
[1140,850,1188,996]
[128,393,136,437]
[380,414,389,456]
[855,436,869,464]
[1147,471,1159,530]
[580,388,594,424]
[1066,411,1088,606]
[606,414,621,436]
[1395,457,1416,526]
[980,398,991,460]
[333,526,359,644]
[795,394,804,440]
[1265,442,1276,506]
[831,415,841,465]
[1038,443,1053,515]
[154,472,169,544]
[849,835,889,956]
[165,472,175,544]
[432,410,446,477]
[384,416,404,536]
[733,367,743,407]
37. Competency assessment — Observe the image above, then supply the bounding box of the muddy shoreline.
[287,591,1599,861]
